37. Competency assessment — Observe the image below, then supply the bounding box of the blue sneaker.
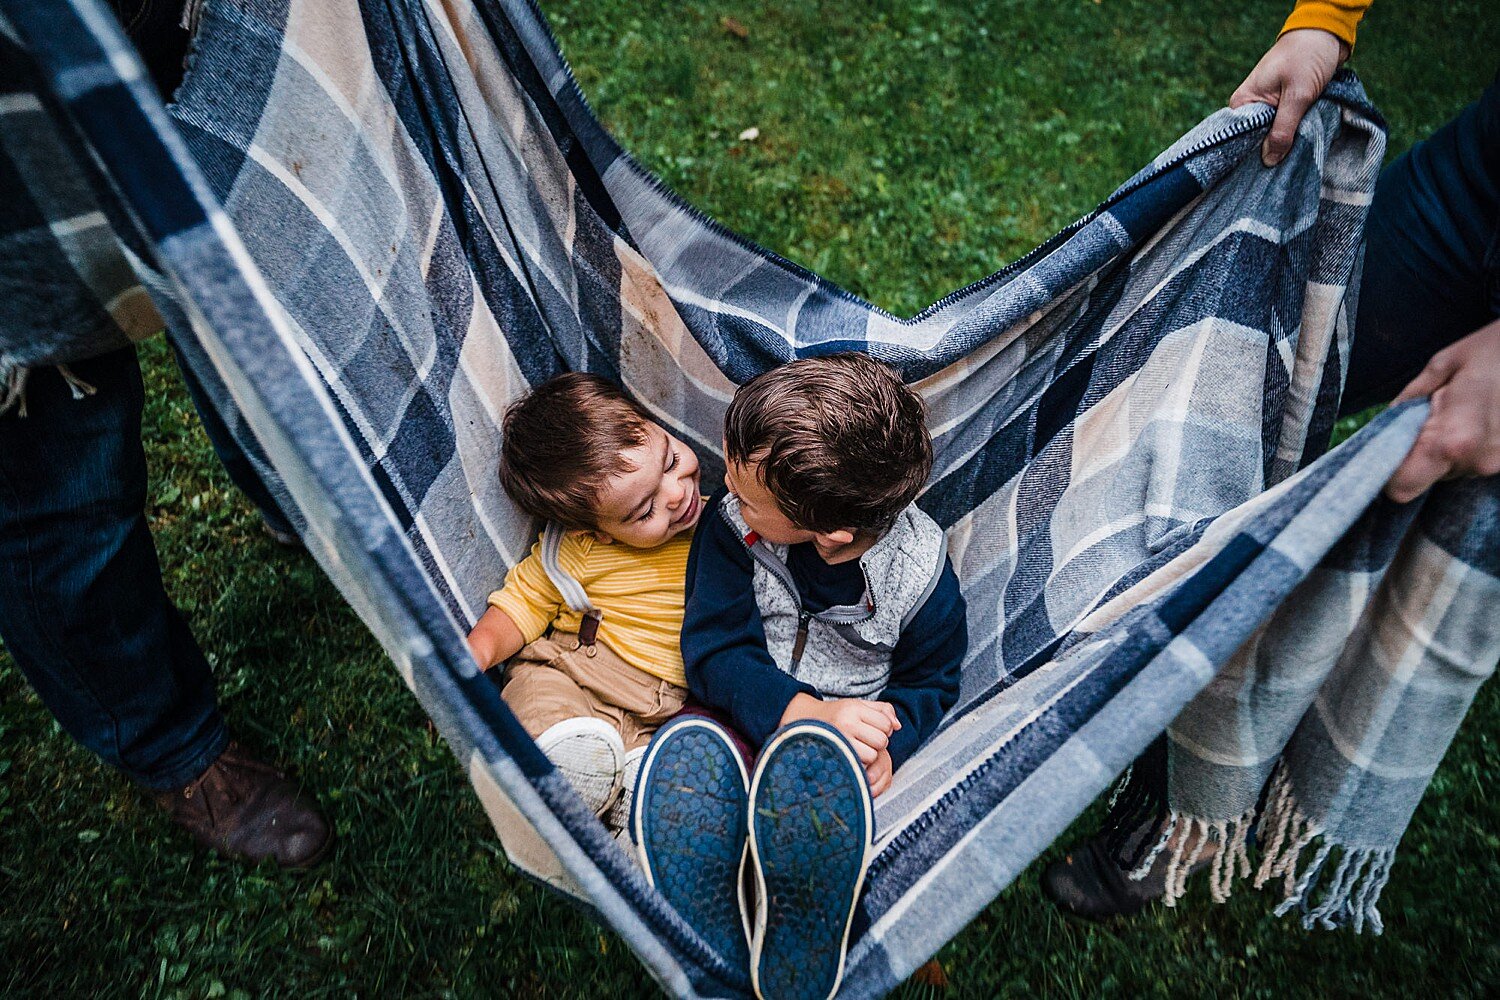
[748,722,873,1000]
[634,716,752,973]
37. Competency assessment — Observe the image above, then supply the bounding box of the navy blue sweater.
[682,493,967,768]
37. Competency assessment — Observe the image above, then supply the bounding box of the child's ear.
[818,528,857,547]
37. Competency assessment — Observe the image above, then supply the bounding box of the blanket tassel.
[1,366,30,418]
[0,364,97,418]
[1102,738,1169,871]
[1127,806,1256,908]
[1114,763,1394,931]
[56,364,98,400]
[1252,763,1391,933]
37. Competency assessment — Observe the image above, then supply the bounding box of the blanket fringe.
[1208,809,1255,903]
[1252,761,1322,893]
[1105,764,1132,812]
[1124,805,1256,908]
[1101,737,1168,871]
[56,364,98,400]
[1,366,30,418]
[1256,764,1393,933]
[0,364,99,419]
[1131,763,1392,933]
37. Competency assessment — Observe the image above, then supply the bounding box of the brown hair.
[499,372,651,530]
[724,353,933,534]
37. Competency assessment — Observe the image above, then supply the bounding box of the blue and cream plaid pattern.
[1132,468,1500,931]
[4,0,1496,996]
[0,14,162,403]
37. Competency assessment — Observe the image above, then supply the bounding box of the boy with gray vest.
[633,353,966,1000]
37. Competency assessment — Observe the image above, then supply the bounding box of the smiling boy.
[466,373,704,833]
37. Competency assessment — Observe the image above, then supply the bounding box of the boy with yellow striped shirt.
[466,373,704,834]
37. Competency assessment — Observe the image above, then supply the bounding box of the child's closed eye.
[636,450,683,520]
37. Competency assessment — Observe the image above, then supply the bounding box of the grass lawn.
[3,0,1498,996]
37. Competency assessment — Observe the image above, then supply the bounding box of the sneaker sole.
[634,716,751,972]
[535,717,624,817]
[748,722,872,1000]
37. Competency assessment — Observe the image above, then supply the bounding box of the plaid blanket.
[0,20,162,408]
[5,0,1497,994]
[1094,447,1500,930]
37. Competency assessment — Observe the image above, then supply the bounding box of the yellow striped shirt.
[488,528,693,687]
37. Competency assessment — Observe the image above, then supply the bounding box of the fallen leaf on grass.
[720,16,749,40]
[911,959,950,988]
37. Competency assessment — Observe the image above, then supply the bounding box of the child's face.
[589,422,703,548]
[725,455,861,561]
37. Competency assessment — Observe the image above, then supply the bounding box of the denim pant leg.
[1342,69,1500,416]
[0,347,228,790]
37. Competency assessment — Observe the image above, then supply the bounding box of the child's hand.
[865,748,893,798]
[780,694,900,766]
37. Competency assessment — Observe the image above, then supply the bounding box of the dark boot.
[1040,838,1167,921]
[1041,826,1214,921]
[153,742,332,868]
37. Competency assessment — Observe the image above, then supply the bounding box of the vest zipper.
[790,610,812,672]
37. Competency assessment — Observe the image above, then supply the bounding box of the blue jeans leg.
[1343,69,1500,416]
[0,347,228,790]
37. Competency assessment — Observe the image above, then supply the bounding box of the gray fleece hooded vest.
[718,494,948,699]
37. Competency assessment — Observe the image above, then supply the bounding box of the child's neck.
[812,531,878,565]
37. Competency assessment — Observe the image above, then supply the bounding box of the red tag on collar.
[744,531,760,547]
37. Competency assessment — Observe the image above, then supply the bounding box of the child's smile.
[590,423,703,548]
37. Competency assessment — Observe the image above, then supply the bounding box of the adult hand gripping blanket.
[3,0,1497,996]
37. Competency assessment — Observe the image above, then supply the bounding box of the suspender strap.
[539,522,603,651]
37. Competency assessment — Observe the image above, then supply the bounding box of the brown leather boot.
[154,742,332,868]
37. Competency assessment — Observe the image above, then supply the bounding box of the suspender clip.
[576,609,602,656]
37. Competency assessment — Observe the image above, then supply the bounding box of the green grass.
[3,1,1497,995]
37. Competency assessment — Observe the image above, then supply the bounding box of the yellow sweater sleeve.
[487,538,566,645]
[1281,0,1371,50]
